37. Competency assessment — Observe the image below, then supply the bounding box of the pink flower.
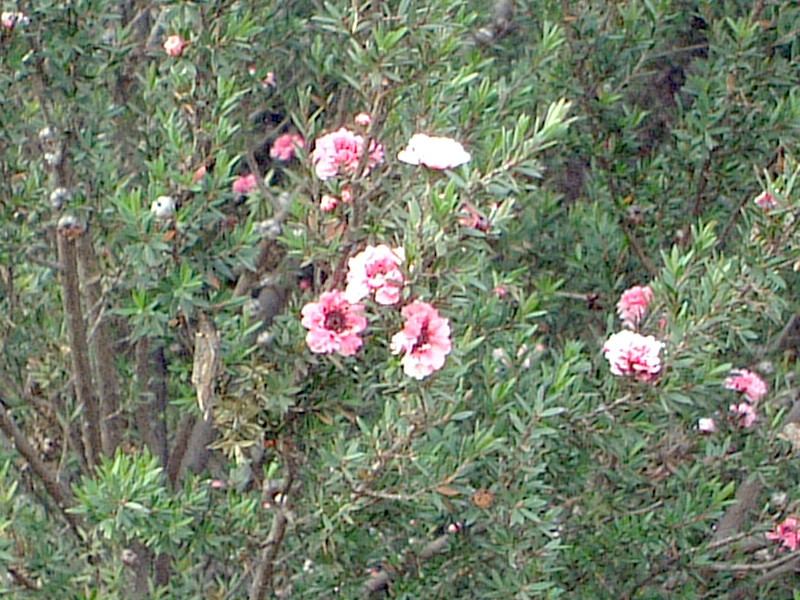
[602,330,664,382]
[729,402,757,428]
[397,133,471,170]
[697,417,717,434]
[493,285,508,298]
[232,173,258,195]
[341,186,354,204]
[724,369,768,403]
[766,517,800,551]
[617,285,653,328]
[300,290,367,357]
[354,112,371,126]
[270,133,304,161]
[320,194,339,212]
[754,190,778,210]
[163,34,188,57]
[1,11,28,30]
[345,245,406,305]
[311,127,384,180]
[391,301,452,379]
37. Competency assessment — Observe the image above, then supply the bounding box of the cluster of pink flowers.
[617,284,653,329]
[311,127,384,180]
[766,516,800,552]
[602,330,664,382]
[698,369,768,433]
[397,133,471,170]
[270,133,304,162]
[163,34,188,57]
[301,244,451,379]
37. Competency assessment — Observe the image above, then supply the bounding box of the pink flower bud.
[163,34,188,57]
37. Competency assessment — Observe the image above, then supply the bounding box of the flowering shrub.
[3,1,800,598]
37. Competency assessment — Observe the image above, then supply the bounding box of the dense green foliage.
[3,1,800,598]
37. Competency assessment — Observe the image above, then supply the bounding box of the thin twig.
[0,395,84,541]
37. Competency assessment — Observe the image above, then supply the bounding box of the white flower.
[150,196,176,220]
[397,133,471,170]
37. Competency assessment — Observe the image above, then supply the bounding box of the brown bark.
[57,226,102,469]
[134,338,168,467]
[77,233,121,456]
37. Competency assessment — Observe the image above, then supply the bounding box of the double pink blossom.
[754,190,778,210]
[345,245,406,305]
[311,127,384,180]
[766,517,800,551]
[397,133,471,170]
[724,369,767,403]
[320,194,339,212]
[232,173,258,195]
[729,402,757,428]
[163,34,188,57]
[616,285,653,329]
[602,330,664,382]
[270,133,304,161]
[697,417,717,434]
[1,11,28,30]
[391,301,452,379]
[300,290,367,357]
